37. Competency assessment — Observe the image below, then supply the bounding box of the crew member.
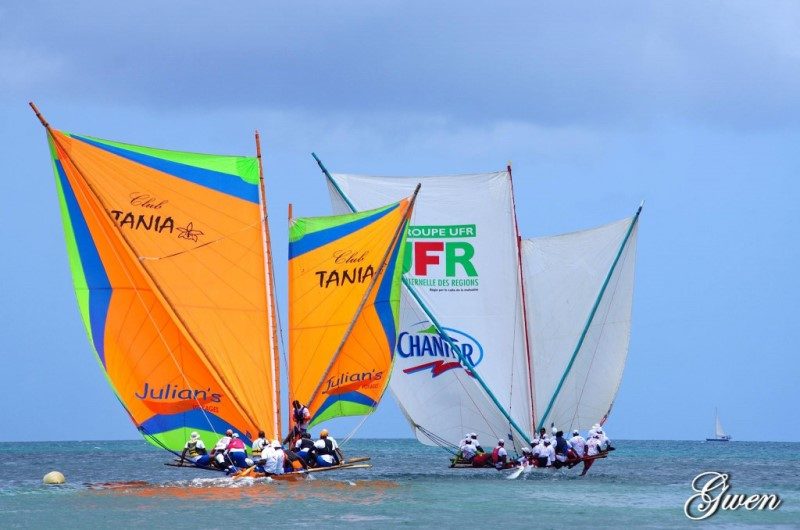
[568,429,586,458]
[581,433,603,476]
[460,438,478,463]
[211,429,234,469]
[596,428,614,451]
[294,431,316,464]
[270,440,285,475]
[251,430,267,457]
[553,430,570,468]
[586,433,602,457]
[314,429,341,467]
[538,439,555,467]
[517,447,533,467]
[225,432,249,469]
[283,400,311,444]
[257,440,279,474]
[180,432,209,466]
[491,439,508,469]
[469,433,484,453]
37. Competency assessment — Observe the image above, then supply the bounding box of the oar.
[507,466,524,480]
[232,465,256,479]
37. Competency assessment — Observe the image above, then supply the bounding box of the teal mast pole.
[312,153,533,447]
[536,203,643,431]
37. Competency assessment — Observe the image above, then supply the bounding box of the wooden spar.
[29,102,51,129]
[507,163,537,436]
[255,130,282,440]
[304,184,422,413]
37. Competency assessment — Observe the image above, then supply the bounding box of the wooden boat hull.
[165,456,372,478]
[450,452,608,471]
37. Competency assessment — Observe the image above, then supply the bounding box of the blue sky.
[1,1,797,442]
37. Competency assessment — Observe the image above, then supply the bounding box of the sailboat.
[314,157,640,473]
[31,103,416,476]
[706,408,732,442]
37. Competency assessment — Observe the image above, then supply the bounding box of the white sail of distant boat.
[316,156,642,456]
[707,408,731,441]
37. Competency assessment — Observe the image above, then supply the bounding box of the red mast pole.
[508,162,537,435]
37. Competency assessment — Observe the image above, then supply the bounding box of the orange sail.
[42,124,280,451]
[288,192,416,427]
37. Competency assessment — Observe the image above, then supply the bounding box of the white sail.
[715,411,727,438]
[521,216,639,432]
[327,171,533,449]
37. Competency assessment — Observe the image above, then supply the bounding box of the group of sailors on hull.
[178,401,344,475]
[456,424,614,474]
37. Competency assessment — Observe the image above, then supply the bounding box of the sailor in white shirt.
[586,434,602,457]
[469,433,483,452]
[259,442,279,474]
[537,439,555,467]
[460,439,479,462]
[491,439,508,469]
[596,428,612,451]
[212,429,233,468]
[569,430,586,458]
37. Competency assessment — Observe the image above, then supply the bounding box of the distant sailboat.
[706,408,732,442]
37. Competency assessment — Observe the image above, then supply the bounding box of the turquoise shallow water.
[0,439,797,528]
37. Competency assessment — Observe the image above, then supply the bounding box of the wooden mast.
[255,131,282,440]
[508,162,537,436]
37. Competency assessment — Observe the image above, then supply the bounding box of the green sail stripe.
[389,221,409,332]
[289,202,394,242]
[144,427,223,454]
[63,132,260,184]
[49,136,134,430]
[308,402,374,428]
[49,137,93,341]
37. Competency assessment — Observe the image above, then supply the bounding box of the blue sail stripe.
[313,391,377,420]
[289,203,397,258]
[72,135,259,204]
[139,409,253,446]
[56,160,112,365]
[373,221,405,356]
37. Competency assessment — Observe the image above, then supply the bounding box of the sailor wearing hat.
[568,429,586,458]
[211,429,234,469]
[180,431,209,465]
[537,438,555,467]
[314,429,341,467]
[225,432,249,469]
[586,433,602,457]
[491,439,508,469]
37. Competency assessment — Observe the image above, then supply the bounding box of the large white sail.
[521,215,639,432]
[327,171,533,449]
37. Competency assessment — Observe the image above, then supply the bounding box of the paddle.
[507,466,524,480]
[232,465,256,479]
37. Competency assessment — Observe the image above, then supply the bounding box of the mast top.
[29,101,51,129]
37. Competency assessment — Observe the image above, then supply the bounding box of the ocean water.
[0,439,797,528]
